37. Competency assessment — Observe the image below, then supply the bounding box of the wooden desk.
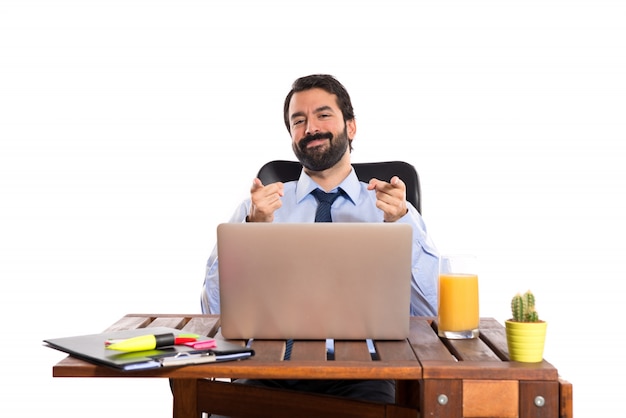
[52,314,573,418]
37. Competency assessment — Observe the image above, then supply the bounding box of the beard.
[292,126,350,172]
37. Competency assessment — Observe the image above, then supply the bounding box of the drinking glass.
[437,255,480,339]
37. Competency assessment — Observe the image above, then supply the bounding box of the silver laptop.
[217,222,412,340]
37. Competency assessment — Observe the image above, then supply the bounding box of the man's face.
[288,88,354,172]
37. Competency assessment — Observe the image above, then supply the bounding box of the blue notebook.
[44,326,254,371]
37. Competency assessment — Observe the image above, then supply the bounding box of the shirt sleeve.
[396,204,439,317]
[200,200,250,314]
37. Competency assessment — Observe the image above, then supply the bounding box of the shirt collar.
[295,167,360,205]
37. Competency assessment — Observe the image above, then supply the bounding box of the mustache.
[299,132,333,149]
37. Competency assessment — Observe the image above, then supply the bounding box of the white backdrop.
[1,1,624,417]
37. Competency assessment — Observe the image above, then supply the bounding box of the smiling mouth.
[300,132,333,150]
[305,138,328,149]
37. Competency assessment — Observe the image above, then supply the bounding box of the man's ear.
[346,118,357,140]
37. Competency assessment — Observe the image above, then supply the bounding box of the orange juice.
[438,273,479,338]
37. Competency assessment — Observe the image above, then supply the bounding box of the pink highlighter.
[184,339,217,349]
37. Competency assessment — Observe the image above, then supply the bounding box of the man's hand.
[247,178,284,223]
[367,176,408,223]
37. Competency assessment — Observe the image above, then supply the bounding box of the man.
[201,74,438,403]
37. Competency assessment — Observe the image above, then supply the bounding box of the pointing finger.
[250,178,264,193]
[390,176,405,189]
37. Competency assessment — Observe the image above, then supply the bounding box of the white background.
[1,0,624,416]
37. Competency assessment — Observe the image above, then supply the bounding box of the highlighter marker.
[106,333,176,352]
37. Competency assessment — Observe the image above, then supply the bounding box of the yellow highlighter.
[105,333,177,352]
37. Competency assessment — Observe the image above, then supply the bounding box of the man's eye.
[293,119,304,126]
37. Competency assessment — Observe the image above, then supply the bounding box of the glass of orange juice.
[438,255,479,339]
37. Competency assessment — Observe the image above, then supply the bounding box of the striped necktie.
[311,188,342,222]
[284,188,343,360]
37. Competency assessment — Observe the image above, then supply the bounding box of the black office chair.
[195,160,424,417]
[257,160,421,214]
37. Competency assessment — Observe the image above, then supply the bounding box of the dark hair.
[283,74,355,133]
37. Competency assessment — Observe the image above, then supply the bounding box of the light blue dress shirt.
[201,168,439,317]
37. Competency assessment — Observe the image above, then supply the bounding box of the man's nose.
[305,119,320,135]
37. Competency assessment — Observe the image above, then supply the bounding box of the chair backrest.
[256,160,421,213]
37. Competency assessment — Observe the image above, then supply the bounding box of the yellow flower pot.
[505,320,547,363]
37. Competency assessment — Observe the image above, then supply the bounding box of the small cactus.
[511,290,540,322]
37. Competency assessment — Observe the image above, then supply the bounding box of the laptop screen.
[217,222,412,340]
